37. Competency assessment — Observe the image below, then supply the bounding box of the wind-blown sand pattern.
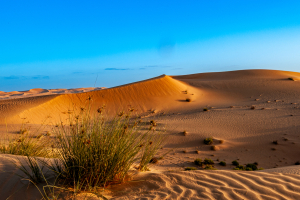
[1,69,300,199]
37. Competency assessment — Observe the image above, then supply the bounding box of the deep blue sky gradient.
[1,1,300,91]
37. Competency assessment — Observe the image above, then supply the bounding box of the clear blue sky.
[1,0,300,92]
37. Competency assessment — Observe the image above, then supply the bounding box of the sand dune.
[0,87,106,100]
[1,69,300,199]
[0,75,197,124]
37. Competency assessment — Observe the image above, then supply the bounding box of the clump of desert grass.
[0,131,51,157]
[4,104,166,198]
[47,107,166,189]
[204,137,213,145]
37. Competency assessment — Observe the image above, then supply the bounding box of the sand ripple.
[110,170,300,200]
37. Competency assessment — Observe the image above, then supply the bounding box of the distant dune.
[1,69,300,199]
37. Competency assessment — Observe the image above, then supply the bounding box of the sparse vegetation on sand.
[204,137,213,145]
[219,161,226,166]
[204,165,217,170]
[2,105,166,198]
[233,162,263,171]
[185,167,197,171]
[203,108,209,111]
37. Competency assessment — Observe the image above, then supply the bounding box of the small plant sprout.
[204,137,213,145]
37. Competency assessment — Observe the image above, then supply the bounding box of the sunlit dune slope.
[0,75,196,124]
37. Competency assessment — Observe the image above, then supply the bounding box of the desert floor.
[1,69,300,199]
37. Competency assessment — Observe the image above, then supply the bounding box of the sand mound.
[27,88,49,93]
[109,170,300,199]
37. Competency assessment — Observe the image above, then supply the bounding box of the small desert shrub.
[272,140,278,145]
[250,106,256,110]
[219,140,224,144]
[219,161,226,166]
[194,159,202,166]
[183,130,188,136]
[233,165,245,170]
[185,167,197,171]
[204,158,214,165]
[232,160,239,166]
[0,134,50,157]
[204,165,217,170]
[288,77,295,81]
[183,150,187,153]
[245,163,258,171]
[295,161,300,165]
[186,98,192,102]
[196,150,200,154]
[204,137,213,145]
[203,108,208,112]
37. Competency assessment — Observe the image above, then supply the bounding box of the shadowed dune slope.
[0,75,196,124]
